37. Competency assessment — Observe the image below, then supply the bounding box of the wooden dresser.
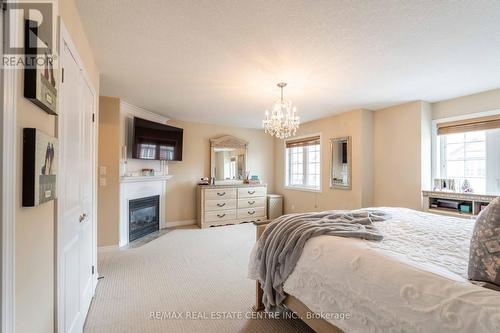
[197,184,267,228]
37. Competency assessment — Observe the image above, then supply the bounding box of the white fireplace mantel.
[119,175,172,246]
[120,175,173,183]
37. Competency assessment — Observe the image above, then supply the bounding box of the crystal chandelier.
[263,82,300,139]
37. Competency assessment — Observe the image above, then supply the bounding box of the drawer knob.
[216,203,226,207]
[217,213,226,218]
[248,200,255,205]
[248,190,255,194]
[217,192,226,196]
[248,210,256,215]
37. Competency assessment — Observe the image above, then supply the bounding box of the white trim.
[283,132,323,193]
[2,3,18,332]
[119,178,171,247]
[120,100,169,124]
[97,245,119,253]
[120,175,173,183]
[434,109,500,124]
[56,19,98,333]
[163,219,196,228]
[283,185,322,193]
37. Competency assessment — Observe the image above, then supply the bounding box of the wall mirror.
[330,136,352,189]
[210,135,248,183]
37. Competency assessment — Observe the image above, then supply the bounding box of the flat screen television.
[132,117,183,161]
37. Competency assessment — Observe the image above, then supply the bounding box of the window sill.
[284,185,322,193]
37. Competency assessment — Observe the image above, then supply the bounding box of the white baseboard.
[98,245,119,253]
[163,219,196,228]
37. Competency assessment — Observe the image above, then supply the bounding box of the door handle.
[217,203,226,207]
[79,213,88,223]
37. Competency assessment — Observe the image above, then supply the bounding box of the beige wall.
[432,88,500,120]
[373,101,430,210]
[273,109,374,214]
[97,97,120,246]
[96,112,276,245]
[15,1,99,332]
[165,119,275,223]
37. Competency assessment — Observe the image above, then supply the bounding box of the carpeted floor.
[84,223,313,333]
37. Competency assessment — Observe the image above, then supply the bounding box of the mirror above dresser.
[210,135,248,184]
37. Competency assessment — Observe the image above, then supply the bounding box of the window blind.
[285,135,320,148]
[437,115,500,135]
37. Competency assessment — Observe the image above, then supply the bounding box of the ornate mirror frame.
[330,136,352,190]
[210,135,249,184]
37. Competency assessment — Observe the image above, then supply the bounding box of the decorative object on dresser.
[210,135,248,184]
[197,184,267,228]
[422,190,497,218]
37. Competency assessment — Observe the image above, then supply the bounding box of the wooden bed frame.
[253,220,344,333]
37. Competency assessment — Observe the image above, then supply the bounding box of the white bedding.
[249,207,500,333]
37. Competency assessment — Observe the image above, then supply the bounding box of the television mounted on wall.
[132,117,183,161]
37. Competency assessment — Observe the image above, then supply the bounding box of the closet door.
[58,39,95,333]
[79,79,96,318]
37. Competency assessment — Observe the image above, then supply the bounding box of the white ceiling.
[75,0,500,128]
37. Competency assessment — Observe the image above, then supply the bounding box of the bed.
[248,207,500,333]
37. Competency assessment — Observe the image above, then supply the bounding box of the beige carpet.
[84,223,313,333]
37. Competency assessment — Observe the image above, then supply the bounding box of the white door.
[79,78,96,314]
[58,38,95,333]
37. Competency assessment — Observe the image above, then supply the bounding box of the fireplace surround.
[119,175,172,246]
[129,195,160,241]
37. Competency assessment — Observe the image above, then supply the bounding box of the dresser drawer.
[238,197,265,209]
[205,209,237,223]
[237,207,265,219]
[204,188,237,200]
[238,187,266,198]
[205,199,237,212]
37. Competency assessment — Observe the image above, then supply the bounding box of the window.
[435,118,500,194]
[440,131,486,193]
[285,135,321,191]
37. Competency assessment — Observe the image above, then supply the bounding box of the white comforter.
[248,208,500,333]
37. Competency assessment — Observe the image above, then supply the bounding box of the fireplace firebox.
[129,195,160,242]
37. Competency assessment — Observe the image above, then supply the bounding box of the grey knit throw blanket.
[255,210,389,312]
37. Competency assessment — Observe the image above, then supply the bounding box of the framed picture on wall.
[24,19,58,115]
[23,128,58,207]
